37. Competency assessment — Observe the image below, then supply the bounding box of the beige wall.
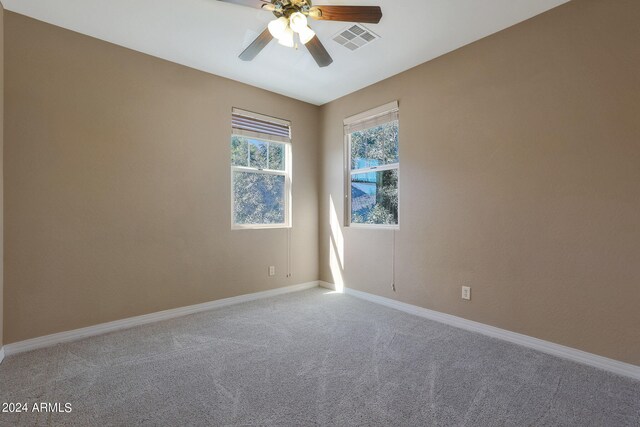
[4,1,639,365]
[319,0,640,365]
[4,12,319,344]
[0,2,4,348]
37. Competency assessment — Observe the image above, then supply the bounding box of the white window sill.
[232,224,292,230]
[347,224,399,230]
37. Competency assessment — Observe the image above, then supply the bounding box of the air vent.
[333,24,380,51]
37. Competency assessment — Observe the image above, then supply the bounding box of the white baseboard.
[3,281,319,357]
[0,347,5,365]
[319,281,640,380]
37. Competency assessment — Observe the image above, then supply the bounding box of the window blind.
[343,101,399,134]
[232,108,291,143]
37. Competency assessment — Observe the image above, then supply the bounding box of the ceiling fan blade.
[308,6,382,24]
[305,36,333,68]
[217,0,273,10]
[239,28,273,61]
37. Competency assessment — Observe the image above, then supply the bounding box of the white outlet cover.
[268,266,275,277]
[462,286,471,301]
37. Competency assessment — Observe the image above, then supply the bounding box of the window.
[345,101,399,227]
[231,109,292,229]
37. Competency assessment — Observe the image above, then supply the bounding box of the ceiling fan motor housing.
[271,0,314,18]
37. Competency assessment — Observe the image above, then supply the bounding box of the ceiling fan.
[217,0,383,67]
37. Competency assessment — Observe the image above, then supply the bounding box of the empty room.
[0,0,638,425]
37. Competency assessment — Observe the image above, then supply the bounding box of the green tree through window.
[231,135,290,227]
[349,120,399,226]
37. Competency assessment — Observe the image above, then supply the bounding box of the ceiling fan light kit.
[298,25,316,45]
[267,16,288,38]
[278,26,296,47]
[219,0,382,67]
[269,11,315,46]
[289,12,308,32]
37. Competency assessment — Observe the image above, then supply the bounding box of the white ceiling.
[3,0,569,105]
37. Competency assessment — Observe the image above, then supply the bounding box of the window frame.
[344,102,400,230]
[230,133,292,231]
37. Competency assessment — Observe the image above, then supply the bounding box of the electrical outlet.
[462,286,471,301]
[268,266,276,277]
[391,283,396,292]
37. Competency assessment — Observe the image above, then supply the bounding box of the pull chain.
[287,227,292,278]
[391,229,396,292]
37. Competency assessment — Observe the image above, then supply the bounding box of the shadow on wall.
[329,195,344,292]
